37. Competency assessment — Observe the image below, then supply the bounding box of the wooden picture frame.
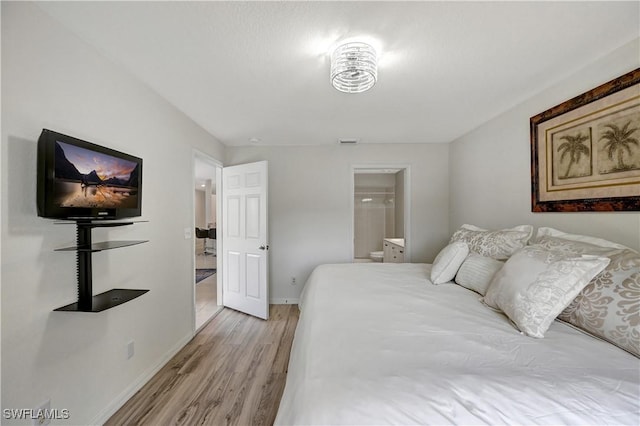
[531,68,640,212]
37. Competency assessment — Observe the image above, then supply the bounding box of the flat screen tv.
[37,129,143,220]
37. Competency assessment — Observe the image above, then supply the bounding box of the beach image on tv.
[53,141,139,209]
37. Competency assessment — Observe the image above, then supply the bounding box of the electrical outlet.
[291,277,296,285]
[127,340,135,359]
[33,399,51,426]
[184,228,192,239]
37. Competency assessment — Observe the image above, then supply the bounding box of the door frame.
[350,164,411,262]
[192,149,223,334]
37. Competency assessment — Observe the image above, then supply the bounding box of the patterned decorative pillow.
[536,227,630,250]
[534,235,620,257]
[455,253,504,296]
[483,245,610,338]
[450,224,533,260]
[536,232,640,356]
[558,248,640,357]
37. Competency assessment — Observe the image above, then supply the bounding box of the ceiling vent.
[339,138,359,145]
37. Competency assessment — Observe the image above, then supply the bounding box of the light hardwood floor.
[195,253,220,329]
[106,305,299,426]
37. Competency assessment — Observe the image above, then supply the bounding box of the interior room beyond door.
[353,168,406,263]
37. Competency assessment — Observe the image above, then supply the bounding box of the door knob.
[259,245,269,250]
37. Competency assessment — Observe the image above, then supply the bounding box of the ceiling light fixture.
[330,42,377,94]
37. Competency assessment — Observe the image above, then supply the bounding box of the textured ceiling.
[37,1,639,147]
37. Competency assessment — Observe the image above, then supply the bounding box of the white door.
[221,161,269,319]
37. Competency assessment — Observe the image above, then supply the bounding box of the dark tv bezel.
[37,129,143,220]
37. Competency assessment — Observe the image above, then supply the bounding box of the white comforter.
[275,263,640,425]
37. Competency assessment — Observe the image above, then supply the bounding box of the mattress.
[275,263,640,425]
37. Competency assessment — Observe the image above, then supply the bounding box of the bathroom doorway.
[352,167,409,263]
[193,152,223,330]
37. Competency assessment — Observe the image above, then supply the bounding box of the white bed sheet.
[275,263,640,425]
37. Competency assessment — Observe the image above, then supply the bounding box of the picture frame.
[530,68,640,212]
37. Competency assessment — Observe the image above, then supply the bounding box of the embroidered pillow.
[483,246,610,338]
[536,227,629,250]
[450,224,533,260]
[535,231,640,356]
[455,253,504,296]
[534,235,620,257]
[558,248,640,357]
[430,242,469,285]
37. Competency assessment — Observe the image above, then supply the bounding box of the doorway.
[352,166,409,263]
[194,152,223,330]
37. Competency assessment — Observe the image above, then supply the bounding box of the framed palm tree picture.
[531,67,640,212]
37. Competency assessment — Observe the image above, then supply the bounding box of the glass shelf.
[55,240,148,252]
[52,220,149,313]
[54,289,149,312]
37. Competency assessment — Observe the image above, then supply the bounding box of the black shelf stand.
[54,220,149,312]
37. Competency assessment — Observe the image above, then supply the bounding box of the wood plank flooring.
[106,305,299,426]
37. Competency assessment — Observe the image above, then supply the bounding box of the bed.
[275,226,640,425]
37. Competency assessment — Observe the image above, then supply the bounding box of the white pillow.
[455,253,504,296]
[483,245,610,338]
[536,227,630,250]
[430,242,469,285]
[450,224,534,260]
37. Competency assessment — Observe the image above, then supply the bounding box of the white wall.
[195,190,206,228]
[1,3,225,424]
[194,190,206,252]
[226,143,450,302]
[195,190,217,227]
[354,173,396,189]
[450,38,640,251]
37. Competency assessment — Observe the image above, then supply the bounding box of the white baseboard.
[270,298,299,305]
[90,333,193,425]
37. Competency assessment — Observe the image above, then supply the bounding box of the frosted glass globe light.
[330,42,377,94]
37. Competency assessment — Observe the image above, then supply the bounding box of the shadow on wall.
[7,135,46,234]
[4,134,114,365]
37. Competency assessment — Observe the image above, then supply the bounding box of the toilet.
[370,251,384,262]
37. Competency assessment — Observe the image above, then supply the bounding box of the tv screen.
[37,129,143,220]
